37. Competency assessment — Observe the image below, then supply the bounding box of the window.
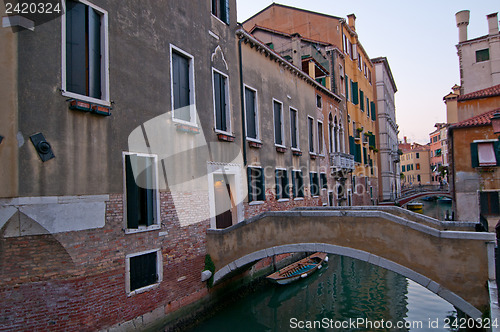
[275,169,289,199]
[360,90,364,111]
[351,81,359,105]
[126,249,161,294]
[211,0,229,24]
[370,101,376,121]
[124,153,159,232]
[291,170,305,198]
[476,49,490,63]
[316,94,322,108]
[402,165,405,172]
[310,172,320,197]
[416,152,420,159]
[247,167,265,202]
[317,121,323,155]
[480,191,500,216]
[171,46,196,124]
[366,97,370,117]
[273,100,284,146]
[213,69,230,133]
[471,142,498,167]
[308,116,315,153]
[290,108,299,149]
[358,54,362,70]
[245,86,259,140]
[345,75,349,102]
[339,65,345,96]
[63,0,109,103]
[320,173,327,189]
[416,163,420,170]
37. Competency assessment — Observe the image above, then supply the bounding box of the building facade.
[399,140,432,187]
[429,123,446,185]
[371,57,400,201]
[244,4,381,205]
[455,10,500,95]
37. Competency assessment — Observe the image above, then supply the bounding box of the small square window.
[126,250,161,295]
[476,49,490,63]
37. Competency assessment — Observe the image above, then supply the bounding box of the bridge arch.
[212,243,481,318]
[398,192,453,207]
[206,207,495,319]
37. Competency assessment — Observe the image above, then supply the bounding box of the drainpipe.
[238,36,247,166]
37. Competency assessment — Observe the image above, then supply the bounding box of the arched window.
[328,113,334,153]
[334,116,339,153]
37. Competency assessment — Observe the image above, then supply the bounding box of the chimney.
[487,12,499,35]
[452,84,461,95]
[404,136,407,144]
[347,14,356,31]
[456,10,470,43]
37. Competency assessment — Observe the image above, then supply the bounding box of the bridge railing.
[400,184,449,198]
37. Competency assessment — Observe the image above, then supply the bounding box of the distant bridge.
[206,206,495,319]
[380,185,452,206]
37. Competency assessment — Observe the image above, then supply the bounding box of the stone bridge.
[206,207,496,319]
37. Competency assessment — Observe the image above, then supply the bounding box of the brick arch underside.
[212,243,482,319]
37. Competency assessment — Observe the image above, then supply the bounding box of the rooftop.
[458,84,500,101]
[450,108,500,129]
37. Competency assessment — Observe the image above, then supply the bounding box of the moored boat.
[407,202,423,212]
[266,252,328,285]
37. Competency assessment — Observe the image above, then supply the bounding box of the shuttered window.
[66,0,106,100]
[274,101,283,145]
[480,191,500,216]
[351,81,359,105]
[317,121,323,155]
[172,51,192,122]
[245,87,258,139]
[292,170,304,198]
[129,251,159,292]
[310,172,320,196]
[247,167,265,202]
[471,141,500,167]
[214,71,229,132]
[275,169,289,199]
[211,0,230,24]
[370,101,377,121]
[360,90,364,111]
[320,173,328,189]
[125,154,157,229]
[308,117,314,153]
[290,108,298,149]
[476,49,490,63]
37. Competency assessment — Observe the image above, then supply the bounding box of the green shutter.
[351,81,359,105]
[222,0,230,24]
[355,143,362,163]
[495,141,500,166]
[291,171,297,198]
[471,142,479,168]
[360,90,364,111]
[345,75,349,101]
[247,167,254,202]
[66,1,87,96]
[275,169,280,199]
[349,136,355,156]
[88,7,101,99]
[125,155,139,229]
[283,170,289,198]
[258,168,266,201]
[363,147,367,164]
[371,101,376,121]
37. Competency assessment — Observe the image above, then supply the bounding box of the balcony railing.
[330,152,355,171]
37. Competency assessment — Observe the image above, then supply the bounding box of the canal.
[184,200,460,331]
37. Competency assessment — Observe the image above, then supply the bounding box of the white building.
[371,57,400,201]
[455,11,500,94]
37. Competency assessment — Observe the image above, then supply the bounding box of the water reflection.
[187,256,456,331]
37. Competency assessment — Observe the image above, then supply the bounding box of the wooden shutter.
[173,52,191,121]
[66,1,87,96]
[291,171,297,198]
[351,81,359,105]
[290,109,297,148]
[245,88,256,139]
[494,141,500,166]
[371,102,377,121]
[298,171,304,197]
[222,0,230,24]
[275,169,280,199]
[349,136,355,156]
[88,7,101,99]
[308,117,314,152]
[470,142,479,168]
[345,75,349,101]
[144,157,155,226]
[274,102,282,145]
[360,90,364,110]
[214,72,227,131]
[257,168,266,201]
[247,167,254,202]
[283,170,289,198]
[125,155,139,229]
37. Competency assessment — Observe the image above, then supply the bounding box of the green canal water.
[186,200,460,331]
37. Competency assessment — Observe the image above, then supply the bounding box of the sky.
[236,1,499,144]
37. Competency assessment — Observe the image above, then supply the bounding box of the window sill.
[294,197,304,201]
[277,198,290,202]
[67,98,112,116]
[217,132,235,142]
[276,146,287,153]
[292,149,302,156]
[127,282,160,297]
[248,140,263,149]
[175,123,200,134]
[62,90,111,107]
[125,224,161,234]
[310,153,317,159]
[172,117,198,127]
[249,201,265,206]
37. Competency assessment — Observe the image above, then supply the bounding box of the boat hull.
[266,252,327,285]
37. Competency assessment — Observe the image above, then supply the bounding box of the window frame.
[309,171,320,197]
[244,84,260,142]
[211,0,230,25]
[247,166,265,203]
[170,44,197,126]
[475,48,490,63]
[275,168,289,201]
[317,120,324,156]
[273,99,285,147]
[123,152,161,234]
[61,0,110,106]
[292,170,305,199]
[125,248,162,296]
[212,67,232,134]
[308,116,315,154]
[290,107,300,151]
